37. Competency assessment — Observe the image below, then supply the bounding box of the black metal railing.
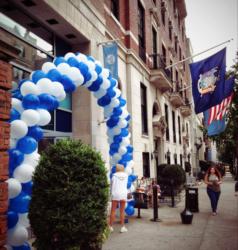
[149,54,172,82]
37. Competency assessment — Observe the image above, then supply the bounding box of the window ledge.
[141,134,149,139]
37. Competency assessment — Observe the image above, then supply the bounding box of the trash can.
[185,187,199,212]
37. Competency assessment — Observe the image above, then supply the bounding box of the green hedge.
[29,139,109,250]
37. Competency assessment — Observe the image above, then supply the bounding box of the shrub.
[156,164,168,183]
[161,164,186,187]
[29,139,109,250]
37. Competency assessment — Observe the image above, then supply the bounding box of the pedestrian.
[204,166,222,215]
[109,164,128,233]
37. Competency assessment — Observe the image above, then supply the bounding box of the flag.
[103,42,118,79]
[204,109,226,136]
[190,48,227,114]
[206,76,235,126]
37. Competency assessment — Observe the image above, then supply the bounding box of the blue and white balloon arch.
[6,52,137,249]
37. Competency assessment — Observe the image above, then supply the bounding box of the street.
[103,174,238,250]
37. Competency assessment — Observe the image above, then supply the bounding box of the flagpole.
[165,38,233,69]
[97,37,124,46]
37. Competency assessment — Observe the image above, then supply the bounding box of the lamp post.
[194,137,203,180]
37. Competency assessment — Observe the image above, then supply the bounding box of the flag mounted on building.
[190,48,227,114]
[103,42,118,80]
[203,76,235,136]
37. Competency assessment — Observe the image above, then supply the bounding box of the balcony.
[180,98,192,117]
[169,85,184,108]
[149,54,173,92]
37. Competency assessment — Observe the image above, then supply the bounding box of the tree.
[29,139,109,250]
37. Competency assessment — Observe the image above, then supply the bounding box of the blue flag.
[190,48,226,114]
[103,42,118,80]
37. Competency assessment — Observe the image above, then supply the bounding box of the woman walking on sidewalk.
[109,164,128,233]
[204,166,222,215]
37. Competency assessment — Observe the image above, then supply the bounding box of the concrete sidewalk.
[103,175,238,250]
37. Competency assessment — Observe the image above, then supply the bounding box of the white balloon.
[100,79,111,90]
[121,109,129,119]
[112,126,121,135]
[7,226,28,246]
[36,78,53,94]
[57,90,67,102]
[120,137,130,147]
[100,68,110,79]
[125,166,132,175]
[127,160,135,168]
[13,164,34,183]
[119,146,127,155]
[114,88,121,98]
[104,106,114,118]
[37,109,51,126]
[20,81,39,96]
[84,70,97,87]
[10,120,28,139]
[23,152,40,168]
[95,60,102,67]
[112,153,121,161]
[18,213,30,227]
[50,81,64,97]
[10,138,17,149]
[67,67,84,86]
[42,62,56,74]
[6,178,22,199]
[12,99,24,113]
[57,63,71,75]
[21,109,40,127]
[76,53,88,63]
[85,60,95,70]
[118,119,127,128]
[64,52,76,61]
[110,98,120,108]
[130,183,135,193]
[93,88,107,99]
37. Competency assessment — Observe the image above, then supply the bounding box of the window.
[141,83,148,134]
[180,154,183,167]
[152,27,157,68]
[143,152,150,177]
[175,69,179,90]
[183,56,185,71]
[172,111,176,143]
[178,116,181,144]
[174,35,178,53]
[169,20,172,40]
[167,153,171,164]
[162,44,166,64]
[174,154,177,164]
[178,14,180,27]
[170,59,173,80]
[165,104,169,141]
[182,25,185,41]
[111,0,119,20]
[161,2,166,26]
[153,0,156,5]
[179,47,182,61]
[138,1,146,62]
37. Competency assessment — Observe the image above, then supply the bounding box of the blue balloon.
[125,205,135,216]
[95,64,102,75]
[120,128,129,137]
[107,116,119,128]
[118,160,127,167]
[38,93,55,110]
[60,75,76,93]
[9,192,31,213]
[12,91,23,100]
[9,149,24,170]
[13,242,31,250]
[126,114,131,121]
[119,97,126,107]
[107,88,116,98]
[127,145,133,153]
[87,55,95,62]
[88,76,103,92]
[46,69,62,82]
[22,94,40,110]
[122,153,133,162]
[54,57,67,66]
[110,143,120,152]
[113,107,122,116]
[31,70,46,83]
[128,200,135,207]
[129,174,137,182]
[17,136,37,154]
[10,108,20,121]
[27,126,43,141]
[22,181,33,196]
[52,96,59,109]
[113,135,123,144]
[78,62,89,76]
[67,57,79,67]
[7,211,19,229]
[97,94,111,107]
[84,71,92,83]
[109,77,117,88]
[111,166,116,174]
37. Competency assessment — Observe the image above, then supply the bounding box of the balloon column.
[6,52,137,249]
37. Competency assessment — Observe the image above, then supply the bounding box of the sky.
[185,0,238,69]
